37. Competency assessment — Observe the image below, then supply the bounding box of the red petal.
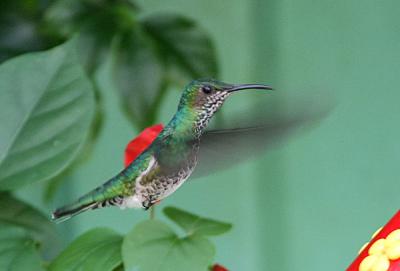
[211,264,229,271]
[124,124,164,167]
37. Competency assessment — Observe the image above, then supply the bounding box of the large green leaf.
[0,222,45,271]
[49,228,123,271]
[112,29,164,127]
[142,14,218,80]
[163,206,232,236]
[122,220,215,271]
[0,193,58,255]
[0,41,95,190]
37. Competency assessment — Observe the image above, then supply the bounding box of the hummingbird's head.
[177,79,272,135]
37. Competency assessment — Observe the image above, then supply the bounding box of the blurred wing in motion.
[192,108,331,179]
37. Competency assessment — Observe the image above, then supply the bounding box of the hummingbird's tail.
[52,169,130,223]
[51,180,118,223]
[51,191,100,223]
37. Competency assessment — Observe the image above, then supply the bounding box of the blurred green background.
[4,0,400,270]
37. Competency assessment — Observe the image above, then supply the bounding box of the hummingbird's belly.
[156,168,193,199]
[141,165,195,207]
[121,173,192,209]
[121,155,197,209]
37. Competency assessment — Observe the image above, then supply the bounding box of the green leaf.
[122,220,215,271]
[112,29,164,127]
[0,41,95,190]
[142,14,218,80]
[0,222,45,271]
[163,206,232,236]
[113,13,219,128]
[44,0,93,37]
[0,193,59,256]
[45,0,138,74]
[49,228,123,271]
[43,90,105,203]
[45,0,138,37]
[0,0,55,63]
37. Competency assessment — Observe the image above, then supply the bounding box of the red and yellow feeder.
[348,211,400,271]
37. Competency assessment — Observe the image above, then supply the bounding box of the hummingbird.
[52,79,272,222]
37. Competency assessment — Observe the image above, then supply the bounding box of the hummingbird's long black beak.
[226,84,273,93]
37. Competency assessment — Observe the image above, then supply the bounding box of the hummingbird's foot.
[143,200,151,210]
[142,196,162,210]
[142,198,155,210]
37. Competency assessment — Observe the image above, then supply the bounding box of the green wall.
[253,0,400,270]
[20,0,400,270]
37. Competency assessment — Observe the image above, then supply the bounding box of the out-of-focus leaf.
[45,0,110,73]
[122,220,215,271]
[0,193,58,255]
[44,0,91,37]
[112,29,164,127]
[44,172,70,203]
[142,14,218,80]
[43,83,104,203]
[0,15,45,62]
[49,228,123,271]
[45,0,138,74]
[0,41,95,190]
[163,206,232,236]
[45,3,219,128]
[45,0,138,35]
[0,222,45,271]
[112,265,124,271]
[113,13,218,127]
[0,0,56,63]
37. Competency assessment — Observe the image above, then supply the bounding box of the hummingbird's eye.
[201,86,212,94]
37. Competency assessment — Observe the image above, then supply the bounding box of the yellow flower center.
[359,229,400,271]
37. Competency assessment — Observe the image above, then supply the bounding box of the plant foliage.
[0,1,229,270]
[164,206,232,236]
[0,41,95,190]
[0,0,218,129]
[0,193,59,270]
[123,220,215,271]
[0,223,45,271]
[49,228,123,271]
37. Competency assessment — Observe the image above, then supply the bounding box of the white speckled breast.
[121,142,199,209]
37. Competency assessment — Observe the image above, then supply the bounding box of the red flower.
[211,264,229,271]
[124,124,164,166]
